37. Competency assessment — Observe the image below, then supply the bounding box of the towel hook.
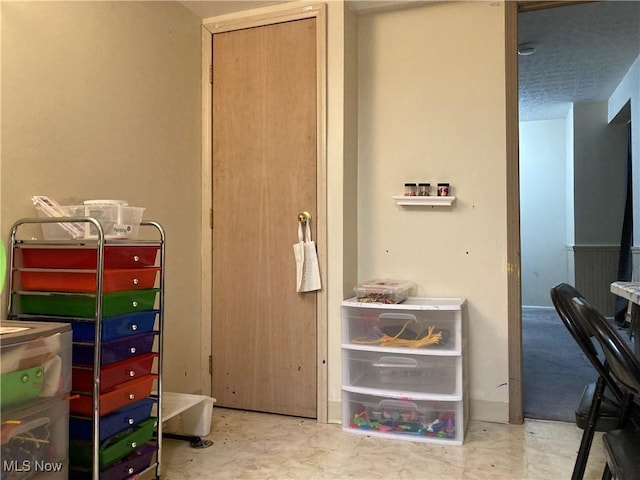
[298,211,311,224]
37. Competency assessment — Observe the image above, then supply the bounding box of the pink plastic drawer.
[70,374,156,416]
[20,245,159,269]
[72,353,157,393]
[19,268,159,293]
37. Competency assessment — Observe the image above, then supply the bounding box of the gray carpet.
[523,307,597,423]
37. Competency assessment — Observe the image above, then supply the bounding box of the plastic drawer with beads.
[342,391,465,445]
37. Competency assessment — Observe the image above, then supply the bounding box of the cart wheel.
[190,438,214,449]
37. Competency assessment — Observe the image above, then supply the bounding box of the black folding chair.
[571,294,640,480]
[550,283,623,480]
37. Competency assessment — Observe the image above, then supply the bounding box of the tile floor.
[161,408,607,479]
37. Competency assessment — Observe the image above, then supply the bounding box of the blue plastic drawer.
[73,332,156,366]
[71,311,158,342]
[69,397,156,443]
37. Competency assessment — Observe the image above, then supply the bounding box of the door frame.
[506,0,522,424]
[507,0,596,424]
[200,4,328,422]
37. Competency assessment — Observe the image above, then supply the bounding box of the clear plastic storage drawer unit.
[341,296,467,445]
[0,320,72,408]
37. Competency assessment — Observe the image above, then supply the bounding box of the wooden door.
[211,18,317,418]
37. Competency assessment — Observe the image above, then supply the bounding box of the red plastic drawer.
[19,268,159,293]
[20,245,159,269]
[70,374,156,416]
[72,353,157,393]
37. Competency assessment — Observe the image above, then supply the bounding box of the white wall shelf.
[393,196,455,206]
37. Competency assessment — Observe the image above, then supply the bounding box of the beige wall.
[356,1,509,422]
[1,1,204,394]
[2,0,512,423]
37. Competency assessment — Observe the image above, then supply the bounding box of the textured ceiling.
[181,1,640,122]
[518,1,640,121]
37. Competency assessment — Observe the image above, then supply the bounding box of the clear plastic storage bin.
[67,202,145,239]
[36,206,83,240]
[0,320,72,408]
[354,279,415,304]
[0,395,69,479]
[35,200,144,240]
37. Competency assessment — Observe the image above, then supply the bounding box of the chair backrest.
[571,295,640,399]
[550,283,623,401]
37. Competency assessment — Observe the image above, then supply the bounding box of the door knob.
[298,211,311,224]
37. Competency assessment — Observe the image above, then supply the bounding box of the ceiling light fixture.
[518,42,538,56]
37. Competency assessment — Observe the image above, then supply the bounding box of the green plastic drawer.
[70,417,157,470]
[16,289,159,318]
[0,365,44,407]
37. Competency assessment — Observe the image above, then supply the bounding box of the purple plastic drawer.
[69,442,155,480]
[73,332,156,366]
[99,443,156,480]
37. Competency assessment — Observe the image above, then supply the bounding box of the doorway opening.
[517,2,638,422]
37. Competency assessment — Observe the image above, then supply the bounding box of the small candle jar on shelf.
[418,183,431,196]
[437,183,450,197]
[404,183,417,196]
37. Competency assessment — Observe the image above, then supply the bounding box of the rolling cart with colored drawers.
[341,297,468,445]
[7,217,165,480]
